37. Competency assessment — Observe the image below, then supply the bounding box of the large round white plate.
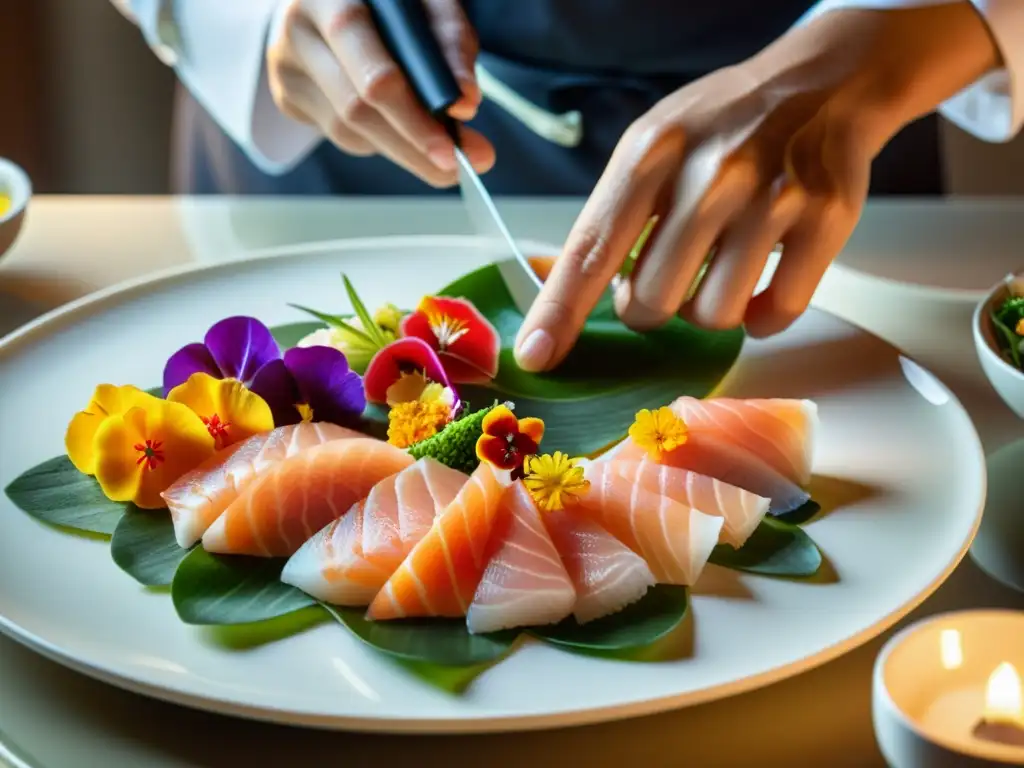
[0,237,985,734]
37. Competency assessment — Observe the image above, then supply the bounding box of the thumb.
[424,0,481,120]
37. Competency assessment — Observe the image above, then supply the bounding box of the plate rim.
[0,236,988,734]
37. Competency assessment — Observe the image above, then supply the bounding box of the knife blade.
[365,0,543,316]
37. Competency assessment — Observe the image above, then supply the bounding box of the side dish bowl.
[973,272,1024,419]
[0,157,31,260]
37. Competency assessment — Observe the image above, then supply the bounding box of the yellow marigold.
[387,400,452,449]
[628,406,688,461]
[522,452,589,512]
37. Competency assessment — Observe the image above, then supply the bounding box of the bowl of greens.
[974,272,1024,418]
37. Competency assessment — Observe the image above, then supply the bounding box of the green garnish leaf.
[990,308,1022,370]
[343,273,389,348]
[708,517,822,577]
[110,506,191,587]
[287,303,376,345]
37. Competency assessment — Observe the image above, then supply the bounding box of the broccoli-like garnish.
[407,402,499,473]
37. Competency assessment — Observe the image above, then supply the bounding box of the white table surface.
[0,196,1022,768]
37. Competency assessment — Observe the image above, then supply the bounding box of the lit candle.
[873,610,1024,767]
[972,662,1024,747]
[0,193,10,218]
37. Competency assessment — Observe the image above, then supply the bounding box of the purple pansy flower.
[163,316,280,396]
[250,346,366,428]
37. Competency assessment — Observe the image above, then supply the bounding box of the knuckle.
[326,0,371,35]
[561,225,612,279]
[338,96,373,126]
[359,65,404,105]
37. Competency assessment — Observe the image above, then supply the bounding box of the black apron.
[173,0,942,196]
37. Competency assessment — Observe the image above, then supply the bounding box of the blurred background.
[3,0,1024,195]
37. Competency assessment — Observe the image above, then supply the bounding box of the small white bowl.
[0,157,31,259]
[973,273,1024,419]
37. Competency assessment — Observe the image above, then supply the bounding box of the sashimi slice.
[605,437,811,516]
[574,462,723,585]
[466,483,576,634]
[161,422,361,548]
[361,458,467,564]
[607,459,769,547]
[670,396,818,486]
[544,508,656,624]
[367,462,512,620]
[201,438,414,557]
[280,499,393,605]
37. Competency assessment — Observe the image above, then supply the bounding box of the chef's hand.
[266,0,495,186]
[514,3,1000,371]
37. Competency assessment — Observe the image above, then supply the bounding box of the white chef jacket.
[110,0,1023,176]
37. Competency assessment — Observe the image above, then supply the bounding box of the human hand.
[266,0,495,186]
[514,3,999,372]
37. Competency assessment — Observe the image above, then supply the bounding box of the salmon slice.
[280,499,395,605]
[544,508,656,624]
[367,462,512,620]
[607,459,769,548]
[466,483,576,634]
[161,422,361,548]
[574,462,723,585]
[605,436,810,516]
[361,458,467,565]
[201,438,414,557]
[670,396,818,485]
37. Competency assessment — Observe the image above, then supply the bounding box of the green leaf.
[287,304,376,346]
[269,321,324,352]
[171,548,315,625]
[110,506,191,587]
[343,274,388,348]
[4,456,125,535]
[990,310,1022,370]
[144,386,164,398]
[439,264,743,455]
[709,517,822,577]
[530,585,688,651]
[620,215,659,277]
[774,499,821,527]
[323,604,518,667]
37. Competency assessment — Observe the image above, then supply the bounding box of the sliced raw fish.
[201,437,413,557]
[606,459,769,547]
[281,500,393,605]
[466,483,576,634]
[367,462,512,620]
[161,422,361,548]
[574,463,723,585]
[544,508,656,624]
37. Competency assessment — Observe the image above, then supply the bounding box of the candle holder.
[873,610,1024,767]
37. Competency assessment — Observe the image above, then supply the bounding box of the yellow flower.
[65,384,155,475]
[1016,318,1024,336]
[628,407,688,461]
[166,372,274,449]
[93,399,216,509]
[387,400,452,449]
[522,452,590,512]
[373,303,403,335]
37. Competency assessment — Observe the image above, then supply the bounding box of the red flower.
[363,337,457,407]
[475,404,544,478]
[401,296,499,385]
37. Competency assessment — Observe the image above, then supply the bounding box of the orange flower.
[474,404,544,477]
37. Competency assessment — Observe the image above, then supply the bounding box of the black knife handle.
[364,0,462,143]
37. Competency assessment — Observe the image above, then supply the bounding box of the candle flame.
[983,662,1023,724]
[940,629,963,670]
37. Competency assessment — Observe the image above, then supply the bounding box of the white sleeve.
[798,0,1024,142]
[125,0,321,175]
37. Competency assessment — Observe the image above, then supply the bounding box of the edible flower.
[401,296,499,384]
[628,406,688,461]
[250,346,366,427]
[65,384,155,475]
[163,316,281,395]
[92,398,216,508]
[296,302,403,374]
[166,372,274,449]
[363,337,459,410]
[522,452,589,512]
[474,404,544,479]
[387,396,453,449]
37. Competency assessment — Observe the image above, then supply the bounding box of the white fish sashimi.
[466,483,576,634]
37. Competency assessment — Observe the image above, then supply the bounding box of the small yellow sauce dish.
[0,157,32,260]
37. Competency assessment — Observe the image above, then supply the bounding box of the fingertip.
[514,327,556,372]
[461,128,496,172]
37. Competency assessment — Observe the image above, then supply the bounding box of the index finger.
[513,127,683,372]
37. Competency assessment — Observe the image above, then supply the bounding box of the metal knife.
[365,0,543,316]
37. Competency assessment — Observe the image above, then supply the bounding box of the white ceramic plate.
[0,237,985,734]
